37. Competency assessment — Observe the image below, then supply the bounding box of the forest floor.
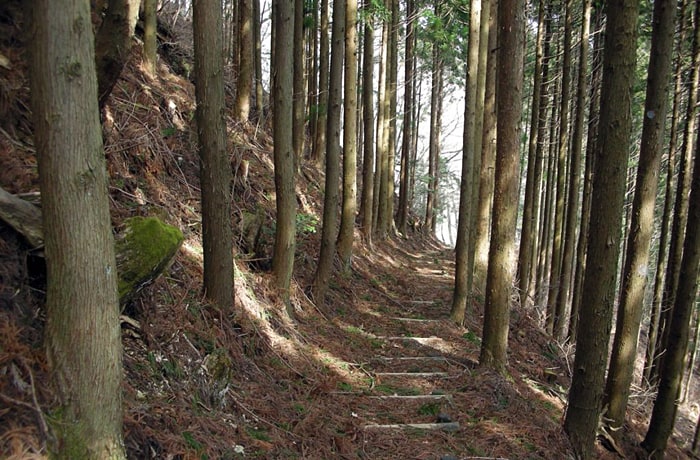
[0,2,698,458]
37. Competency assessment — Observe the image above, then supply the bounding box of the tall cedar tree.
[292,0,305,166]
[194,0,234,310]
[479,0,524,373]
[424,9,443,233]
[473,0,499,289]
[337,0,358,270]
[563,0,639,457]
[235,0,253,121]
[272,0,297,298]
[359,0,375,244]
[396,0,415,234]
[451,0,483,325]
[603,0,675,443]
[29,0,126,455]
[312,0,344,304]
[311,0,330,166]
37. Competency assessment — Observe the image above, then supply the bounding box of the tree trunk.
[473,0,498,290]
[653,0,700,384]
[272,0,297,299]
[143,0,157,75]
[292,0,306,166]
[28,0,125,456]
[603,0,675,443]
[517,0,546,308]
[194,0,234,310]
[385,0,398,235]
[337,0,358,271]
[563,1,639,457]
[253,0,264,117]
[359,1,374,244]
[312,0,344,305]
[642,87,700,459]
[424,22,442,234]
[396,0,414,235]
[479,0,524,373]
[374,4,391,238]
[549,0,573,338]
[95,0,140,109]
[235,0,253,122]
[311,0,330,167]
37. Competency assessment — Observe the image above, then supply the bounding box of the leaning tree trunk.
[29,0,126,456]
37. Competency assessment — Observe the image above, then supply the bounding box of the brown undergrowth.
[0,4,696,459]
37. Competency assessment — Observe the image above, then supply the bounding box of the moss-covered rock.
[115,216,183,307]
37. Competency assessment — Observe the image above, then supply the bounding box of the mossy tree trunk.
[194,0,234,310]
[28,0,126,456]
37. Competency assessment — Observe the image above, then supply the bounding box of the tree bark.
[194,0,234,311]
[29,0,125,455]
[479,0,524,374]
[143,0,157,75]
[235,0,253,122]
[272,0,297,299]
[311,0,330,167]
[396,0,415,235]
[603,0,675,443]
[563,0,639,457]
[359,0,375,245]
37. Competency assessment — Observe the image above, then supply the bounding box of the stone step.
[363,422,460,432]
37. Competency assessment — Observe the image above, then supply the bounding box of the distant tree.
[312,0,344,304]
[479,0,524,373]
[311,0,330,166]
[396,0,415,235]
[548,0,572,338]
[424,5,443,234]
[272,0,297,300]
[359,0,375,244]
[603,0,675,444]
[28,0,126,456]
[143,0,157,75]
[563,0,639,456]
[235,0,253,121]
[337,0,358,271]
[293,0,306,166]
[95,0,140,108]
[451,0,483,325]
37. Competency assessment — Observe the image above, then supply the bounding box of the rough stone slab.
[363,422,460,432]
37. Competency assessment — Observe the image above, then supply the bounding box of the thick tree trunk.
[479,0,523,373]
[337,0,358,270]
[28,0,125,455]
[359,1,375,244]
[603,0,675,444]
[396,0,414,235]
[272,0,297,299]
[194,0,234,310]
[563,1,639,457]
[235,0,253,122]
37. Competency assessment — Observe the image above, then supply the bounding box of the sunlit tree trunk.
[563,1,639,456]
[312,0,344,304]
[473,0,499,290]
[337,0,358,271]
[374,3,391,238]
[451,0,483,324]
[235,0,252,121]
[272,0,297,300]
[603,0,675,443]
[479,0,524,373]
[29,0,126,456]
[385,0,399,235]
